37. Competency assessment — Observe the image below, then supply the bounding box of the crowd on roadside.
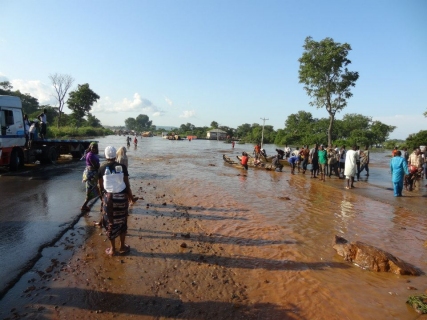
[257,143,426,196]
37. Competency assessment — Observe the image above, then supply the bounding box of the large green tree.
[210,121,219,129]
[298,36,359,146]
[125,118,137,131]
[405,130,427,150]
[0,81,13,94]
[67,83,100,121]
[276,111,325,146]
[179,123,195,133]
[236,123,251,139]
[336,114,395,147]
[369,121,396,146]
[125,114,153,132]
[85,113,102,128]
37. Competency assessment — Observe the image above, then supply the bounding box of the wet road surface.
[0,162,94,296]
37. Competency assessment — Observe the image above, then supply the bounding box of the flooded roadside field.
[0,135,426,319]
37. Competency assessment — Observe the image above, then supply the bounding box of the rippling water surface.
[91,137,427,318]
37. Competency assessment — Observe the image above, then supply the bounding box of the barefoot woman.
[98,146,136,256]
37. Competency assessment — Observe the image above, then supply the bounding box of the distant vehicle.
[0,95,95,171]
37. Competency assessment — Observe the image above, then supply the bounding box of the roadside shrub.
[47,126,113,138]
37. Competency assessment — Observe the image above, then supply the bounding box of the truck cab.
[1,95,96,171]
[0,96,26,170]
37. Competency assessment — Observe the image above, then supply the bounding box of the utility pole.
[260,117,269,148]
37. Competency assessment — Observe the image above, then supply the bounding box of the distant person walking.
[390,150,409,197]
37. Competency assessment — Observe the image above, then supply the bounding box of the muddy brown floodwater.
[0,136,426,320]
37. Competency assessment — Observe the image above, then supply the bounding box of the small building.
[207,129,227,140]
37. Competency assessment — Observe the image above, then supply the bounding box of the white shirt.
[29,123,36,133]
[344,150,358,177]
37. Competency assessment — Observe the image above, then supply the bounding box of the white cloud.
[0,74,56,105]
[164,96,173,107]
[92,93,165,116]
[0,72,8,81]
[179,110,196,118]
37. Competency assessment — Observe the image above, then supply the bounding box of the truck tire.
[70,145,84,159]
[42,146,58,164]
[47,146,58,164]
[10,148,24,171]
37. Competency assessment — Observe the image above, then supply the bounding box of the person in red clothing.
[253,143,261,159]
[237,152,249,170]
[391,146,398,157]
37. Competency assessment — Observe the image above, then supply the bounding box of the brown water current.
[1,136,426,319]
[122,138,426,319]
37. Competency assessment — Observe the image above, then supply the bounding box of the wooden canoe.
[223,154,282,171]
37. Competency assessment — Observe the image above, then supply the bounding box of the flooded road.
[0,135,426,319]
[0,163,92,295]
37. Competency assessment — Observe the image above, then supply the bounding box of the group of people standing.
[81,143,138,256]
[285,144,369,187]
[391,147,426,196]
[279,143,425,196]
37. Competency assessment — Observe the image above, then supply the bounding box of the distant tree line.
[166,112,395,148]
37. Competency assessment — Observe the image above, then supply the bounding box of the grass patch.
[47,126,114,138]
[407,294,427,314]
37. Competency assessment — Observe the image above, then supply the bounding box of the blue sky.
[1,0,426,139]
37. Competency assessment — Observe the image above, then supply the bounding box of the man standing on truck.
[37,108,47,140]
[23,114,31,147]
[28,121,39,149]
